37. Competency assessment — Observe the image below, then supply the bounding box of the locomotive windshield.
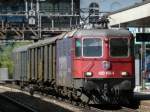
[83,38,102,57]
[110,38,128,57]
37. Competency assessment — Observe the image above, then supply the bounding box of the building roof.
[109,0,150,15]
[108,1,150,27]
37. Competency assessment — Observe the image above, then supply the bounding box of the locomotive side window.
[110,38,128,57]
[75,39,81,57]
[83,38,102,57]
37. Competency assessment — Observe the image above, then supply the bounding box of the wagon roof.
[74,29,132,37]
[28,33,67,49]
[13,44,32,52]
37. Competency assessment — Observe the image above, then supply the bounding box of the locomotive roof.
[74,29,132,37]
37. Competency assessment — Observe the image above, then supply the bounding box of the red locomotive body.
[56,29,134,104]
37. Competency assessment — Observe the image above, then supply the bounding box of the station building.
[0,0,143,39]
[0,0,80,30]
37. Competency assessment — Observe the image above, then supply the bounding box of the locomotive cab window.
[83,38,102,57]
[75,39,82,57]
[110,38,129,57]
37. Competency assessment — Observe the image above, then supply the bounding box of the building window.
[89,2,99,23]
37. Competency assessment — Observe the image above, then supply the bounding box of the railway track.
[0,94,37,112]
[76,106,138,112]
[0,85,74,112]
[88,106,138,112]
[27,91,138,112]
[0,85,138,112]
[120,107,138,112]
[82,106,138,112]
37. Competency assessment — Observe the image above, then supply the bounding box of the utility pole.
[25,0,28,19]
[70,0,74,28]
[71,0,74,15]
[31,0,33,10]
[36,0,41,39]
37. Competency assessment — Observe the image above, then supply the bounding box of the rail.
[0,94,38,112]
[121,106,138,112]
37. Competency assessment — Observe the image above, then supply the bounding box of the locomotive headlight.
[84,72,93,77]
[103,61,110,70]
[121,72,128,76]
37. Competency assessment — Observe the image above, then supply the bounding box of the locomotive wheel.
[29,84,35,96]
[121,90,134,105]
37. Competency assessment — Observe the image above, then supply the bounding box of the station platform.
[134,86,150,112]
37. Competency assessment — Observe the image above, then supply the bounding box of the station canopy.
[108,1,150,27]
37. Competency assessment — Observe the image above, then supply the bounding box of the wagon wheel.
[29,88,34,96]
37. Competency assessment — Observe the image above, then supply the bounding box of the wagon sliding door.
[31,49,35,80]
[41,46,44,81]
[44,46,49,81]
[48,45,52,81]
[35,48,38,81]
[27,49,32,80]
[52,44,56,80]
[37,47,41,81]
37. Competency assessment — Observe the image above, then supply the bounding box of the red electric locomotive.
[56,29,135,104]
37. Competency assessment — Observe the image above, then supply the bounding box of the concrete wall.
[135,59,140,86]
[0,68,8,81]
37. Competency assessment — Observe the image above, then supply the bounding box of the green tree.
[0,41,32,78]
